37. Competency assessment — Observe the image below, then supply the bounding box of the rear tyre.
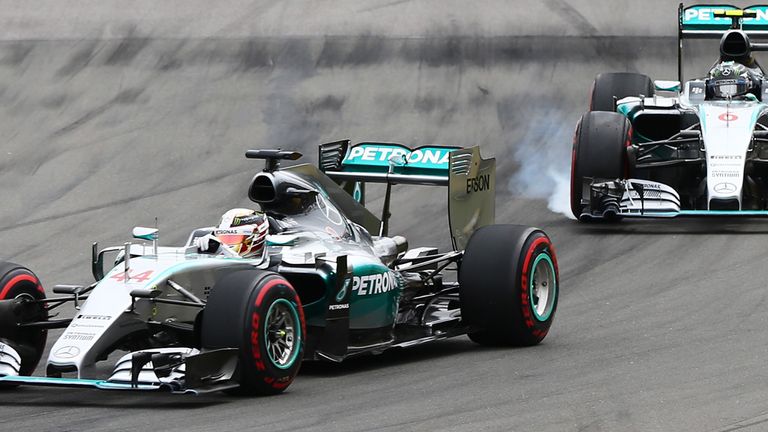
[459,225,558,346]
[0,261,47,379]
[590,72,654,112]
[570,111,632,220]
[201,270,304,396]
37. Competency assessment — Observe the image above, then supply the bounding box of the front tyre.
[459,225,558,346]
[201,270,305,396]
[0,261,47,378]
[590,72,654,112]
[570,111,631,220]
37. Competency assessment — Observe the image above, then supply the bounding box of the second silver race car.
[572,4,768,220]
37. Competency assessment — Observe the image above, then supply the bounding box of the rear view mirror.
[92,243,123,281]
[132,227,158,241]
[654,80,681,92]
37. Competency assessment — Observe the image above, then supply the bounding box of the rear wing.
[678,3,768,81]
[318,140,495,250]
[319,140,458,186]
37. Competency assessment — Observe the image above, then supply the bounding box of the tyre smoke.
[504,105,576,220]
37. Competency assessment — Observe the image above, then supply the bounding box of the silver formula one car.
[571,4,768,221]
[0,141,559,395]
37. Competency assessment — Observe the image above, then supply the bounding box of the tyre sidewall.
[0,264,47,376]
[570,114,586,218]
[460,226,559,346]
[240,277,305,395]
[570,111,632,219]
[513,232,559,344]
[590,72,654,112]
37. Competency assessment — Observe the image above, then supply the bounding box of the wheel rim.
[264,299,301,369]
[530,253,556,321]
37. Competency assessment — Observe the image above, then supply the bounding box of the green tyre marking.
[264,298,302,370]
[530,253,556,322]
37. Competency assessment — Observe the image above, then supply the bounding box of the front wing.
[580,178,768,219]
[0,346,240,395]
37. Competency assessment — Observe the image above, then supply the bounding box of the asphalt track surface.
[3,1,768,431]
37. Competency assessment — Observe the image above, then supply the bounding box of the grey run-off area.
[1,1,768,431]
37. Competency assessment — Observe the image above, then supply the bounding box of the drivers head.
[706,61,755,99]
[214,208,269,258]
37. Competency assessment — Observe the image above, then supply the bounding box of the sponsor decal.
[335,278,350,302]
[710,155,742,160]
[316,194,344,226]
[718,112,738,122]
[76,314,112,321]
[215,228,253,236]
[642,189,662,199]
[353,182,363,203]
[683,7,768,24]
[351,272,398,296]
[684,7,731,23]
[466,174,490,194]
[714,182,738,194]
[328,303,349,310]
[215,229,238,235]
[251,311,266,372]
[344,145,453,168]
[711,171,740,178]
[62,332,95,341]
[232,214,263,226]
[54,346,81,359]
[77,315,108,320]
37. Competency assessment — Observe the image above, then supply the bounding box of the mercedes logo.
[54,346,81,359]
[713,182,737,194]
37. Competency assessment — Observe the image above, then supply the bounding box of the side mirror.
[654,80,681,93]
[133,227,159,241]
[92,242,124,281]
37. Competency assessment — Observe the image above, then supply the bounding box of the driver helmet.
[706,61,755,99]
[213,208,269,258]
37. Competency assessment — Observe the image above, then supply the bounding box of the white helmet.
[213,208,269,258]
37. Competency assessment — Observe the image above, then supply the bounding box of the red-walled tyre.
[0,261,48,379]
[201,269,304,396]
[459,225,558,346]
[571,111,631,220]
[590,72,654,112]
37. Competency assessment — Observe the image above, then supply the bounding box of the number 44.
[110,270,154,283]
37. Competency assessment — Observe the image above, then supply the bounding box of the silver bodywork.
[587,83,768,218]
[47,245,258,379]
[0,144,498,393]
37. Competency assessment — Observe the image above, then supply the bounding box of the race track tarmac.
[2,1,768,431]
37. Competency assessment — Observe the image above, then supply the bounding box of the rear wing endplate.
[318,140,495,250]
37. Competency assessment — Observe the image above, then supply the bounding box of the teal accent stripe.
[530,253,556,322]
[140,256,259,288]
[679,210,768,216]
[0,375,159,391]
[264,299,302,370]
[616,102,633,117]
[628,210,768,218]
